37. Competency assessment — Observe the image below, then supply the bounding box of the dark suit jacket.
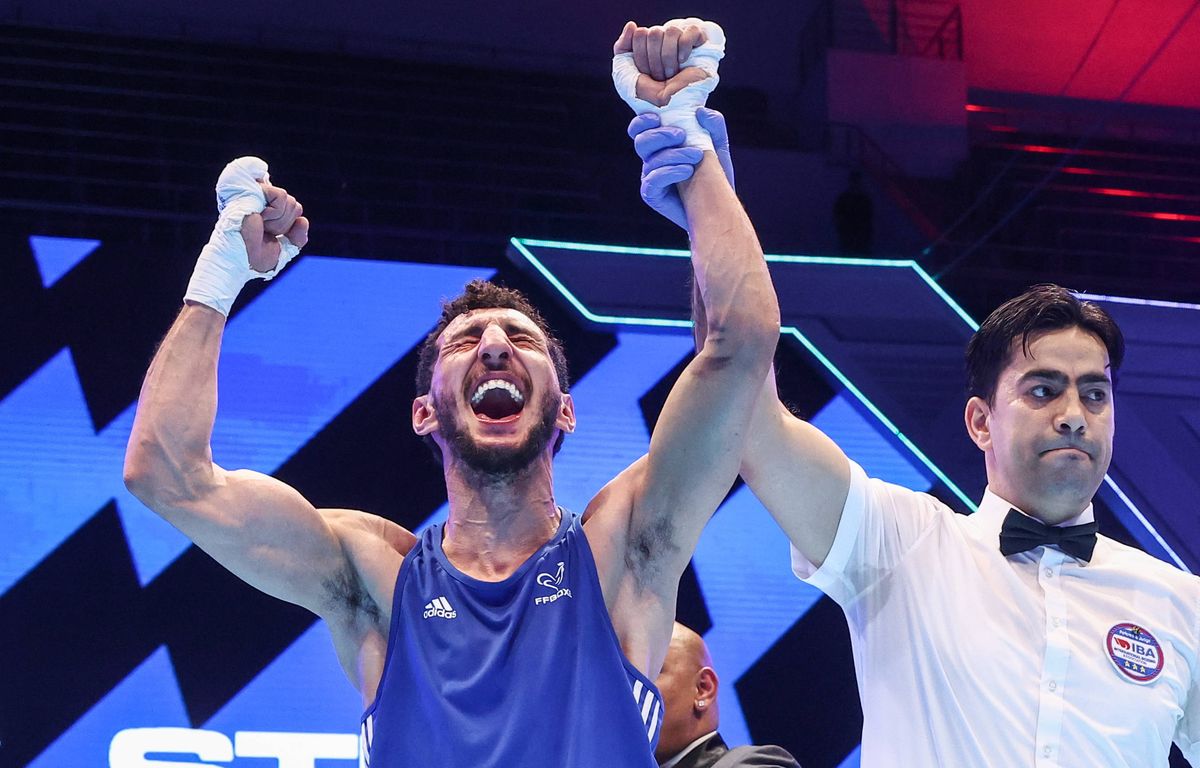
[671,733,801,768]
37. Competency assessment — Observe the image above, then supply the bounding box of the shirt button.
[1043,746,1052,757]
[1044,568,1054,578]
[1049,681,1057,691]
[1052,617,1061,627]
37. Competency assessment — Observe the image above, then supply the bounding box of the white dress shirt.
[793,461,1200,766]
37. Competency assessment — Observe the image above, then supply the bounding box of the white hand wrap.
[183,156,301,316]
[612,18,726,151]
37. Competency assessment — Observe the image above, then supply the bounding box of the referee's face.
[966,326,1114,524]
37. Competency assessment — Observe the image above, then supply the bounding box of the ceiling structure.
[6,1,1200,110]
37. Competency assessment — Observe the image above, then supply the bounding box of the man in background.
[655,622,801,768]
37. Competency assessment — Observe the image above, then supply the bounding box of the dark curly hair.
[965,284,1124,405]
[415,280,570,459]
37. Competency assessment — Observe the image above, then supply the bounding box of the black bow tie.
[999,509,1098,563]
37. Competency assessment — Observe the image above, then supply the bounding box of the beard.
[435,389,560,482]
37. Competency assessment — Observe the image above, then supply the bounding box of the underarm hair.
[322,565,381,623]
[625,515,682,589]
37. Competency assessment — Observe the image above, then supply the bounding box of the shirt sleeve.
[1175,591,1200,764]
[790,460,947,607]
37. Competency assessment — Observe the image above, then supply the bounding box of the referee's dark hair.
[965,284,1125,405]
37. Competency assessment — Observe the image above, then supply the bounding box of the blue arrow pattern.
[0,253,490,592]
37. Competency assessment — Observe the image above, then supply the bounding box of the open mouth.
[469,379,526,422]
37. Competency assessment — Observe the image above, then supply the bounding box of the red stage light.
[1138,211,1200,222]
[1088,187,1143,198]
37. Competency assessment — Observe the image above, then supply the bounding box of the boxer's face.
[966,326,1114,524]
[417,308,574,477]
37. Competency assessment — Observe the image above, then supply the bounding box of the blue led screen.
[3,234,890,767]
[5,234,1195,768]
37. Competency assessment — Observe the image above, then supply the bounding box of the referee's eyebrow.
[1019,369,1111,386]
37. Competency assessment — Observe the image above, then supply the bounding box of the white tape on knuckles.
[184,156,301,316]
[612,18,726,152]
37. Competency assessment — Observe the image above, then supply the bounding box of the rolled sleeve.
[791,460,869,606]
[1175,595,1200,764]
[791,460,946,608]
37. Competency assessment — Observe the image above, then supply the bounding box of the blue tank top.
[360,510,662,767]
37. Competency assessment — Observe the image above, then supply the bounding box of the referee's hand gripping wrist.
[629,108,735,230]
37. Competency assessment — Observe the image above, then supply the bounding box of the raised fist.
[613,20,711,107]
[241,183,309,273]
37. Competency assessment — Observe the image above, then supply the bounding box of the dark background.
[3,1,1199,766]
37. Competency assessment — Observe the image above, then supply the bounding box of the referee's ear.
[965,396,993,452]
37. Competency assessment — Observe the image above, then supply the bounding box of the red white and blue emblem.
[1106,622,1165,684]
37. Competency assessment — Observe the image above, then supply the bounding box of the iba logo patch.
[1106,622,1165,684]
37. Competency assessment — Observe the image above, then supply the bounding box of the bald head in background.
[655,623,720,762]
[654,623,801,768]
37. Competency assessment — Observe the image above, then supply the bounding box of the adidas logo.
[422,596,457,620]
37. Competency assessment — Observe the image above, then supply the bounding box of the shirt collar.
[978,488,1095,528]
[660,731,719,768]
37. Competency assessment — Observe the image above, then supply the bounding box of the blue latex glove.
[627,107,735,230]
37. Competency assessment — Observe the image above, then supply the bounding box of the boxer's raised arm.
[629,109,852,569]
[626,151,779,581]
[123,306,356,615]
[601,22,779,671]
[122,159,375,617]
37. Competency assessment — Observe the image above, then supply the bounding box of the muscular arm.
[123,304,369,616]
[590,21,778,677]
[633,155,780,570]
[742,372,851,566]
[123,168,404,642]
[692,279,851,569]
[632,106,851,572]
[603,156,779,673]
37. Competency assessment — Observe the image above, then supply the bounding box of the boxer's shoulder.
[318,508,409,623]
